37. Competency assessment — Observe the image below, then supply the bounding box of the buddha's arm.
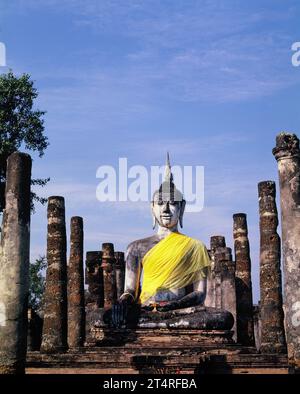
[157,268,208,312]
[119,243,141,303]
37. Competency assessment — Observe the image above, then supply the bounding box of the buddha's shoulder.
[182,234,207,247]
[126,235,160,256]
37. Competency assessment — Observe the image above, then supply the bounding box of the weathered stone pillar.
[41,196,68,353]
[273,133,300,366]
[233,213,255,346]
[206,236,226,309]
[258,181,286,353]
[115,252,125,300]
[204,249,214,308]
[85,251,103,307]
[214,247,237,340]
[85,251,103,346]
[101,243,116,309]
[68,217,85,349]
[0,152,31,374]
[210,235,226,252]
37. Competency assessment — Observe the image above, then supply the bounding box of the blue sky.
[1,0,300,302]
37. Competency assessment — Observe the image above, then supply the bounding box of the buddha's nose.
[163,201,170,212]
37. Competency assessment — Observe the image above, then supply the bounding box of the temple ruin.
[1,132,300,374]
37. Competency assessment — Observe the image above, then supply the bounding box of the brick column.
[68,217,85,349]
[101,243,116,309]
[233,213,254,346]
[41,196,68,353]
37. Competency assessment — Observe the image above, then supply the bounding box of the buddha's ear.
[179,200,186,228]
[151,202,156,229]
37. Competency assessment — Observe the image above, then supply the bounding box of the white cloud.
[10,0,300,103]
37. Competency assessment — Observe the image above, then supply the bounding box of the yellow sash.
[139,232,211,304]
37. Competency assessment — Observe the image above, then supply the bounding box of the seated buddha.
[110,155,233,331]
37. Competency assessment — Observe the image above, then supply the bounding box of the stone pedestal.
[91,327,234,348]
[273,133,300,367]
[0,152,32,374]
[41,196,68,354]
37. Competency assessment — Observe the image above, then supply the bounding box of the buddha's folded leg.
[137,307,234,330]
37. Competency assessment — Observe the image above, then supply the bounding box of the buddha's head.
[151,154,186,230]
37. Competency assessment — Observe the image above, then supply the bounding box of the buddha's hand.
[111,300,128,328]
[141,305,154,312]
[156,301,180,312]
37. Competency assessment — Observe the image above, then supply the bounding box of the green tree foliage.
[29,256,47,313]
[0,71,49,212]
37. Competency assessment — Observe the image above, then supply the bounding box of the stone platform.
[26,328,289,374]
[26,347,289,374]
[87,327,234,347]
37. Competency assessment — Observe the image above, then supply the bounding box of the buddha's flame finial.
[164,152,173,183]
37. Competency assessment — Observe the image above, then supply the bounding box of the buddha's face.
[152,195,182,229]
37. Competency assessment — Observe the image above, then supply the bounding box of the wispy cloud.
[11,0,300,103]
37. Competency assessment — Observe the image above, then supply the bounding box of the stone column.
[273,133,300,367]
[85,251,103,346]
[0,152,31,374]
[204,249,214,308]
[101,243,116,309]
[233,213,255,346]
[115,252,125,300]
[258,181,286,353]
[68,217,85,349]
[207,236,226,309]
[210,235,226,252]
[214,247,237,340]
[41,196,68,353]
[85,251,103,307]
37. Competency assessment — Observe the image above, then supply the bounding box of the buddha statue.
[109,155,233,331]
